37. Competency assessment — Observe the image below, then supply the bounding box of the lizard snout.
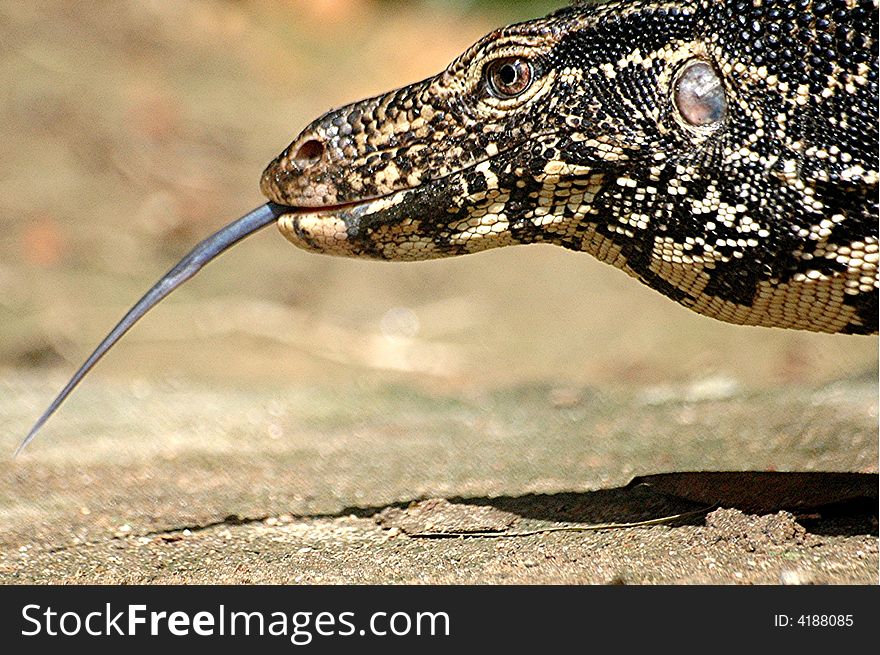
[261,77,460,210]
[260,129,340,207]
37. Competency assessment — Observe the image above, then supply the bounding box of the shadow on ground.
[324,472,878,538]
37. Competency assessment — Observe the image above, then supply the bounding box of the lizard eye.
[674,60,727,127]
[485,57,533,98]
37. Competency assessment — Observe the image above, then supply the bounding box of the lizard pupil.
[486,57,533,98]
[674,60,728,127]
[499,65,517,85]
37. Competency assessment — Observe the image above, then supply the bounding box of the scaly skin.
[262,0,879,335]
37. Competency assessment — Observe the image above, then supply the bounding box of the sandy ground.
[1,374,877,584]
[0,1,877,585]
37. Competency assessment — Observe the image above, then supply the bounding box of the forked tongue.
[15,202,290,456]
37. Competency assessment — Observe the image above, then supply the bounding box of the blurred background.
[1,0,876,410]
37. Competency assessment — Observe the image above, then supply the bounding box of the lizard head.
[261,0,877,335]
[260,1,725,260]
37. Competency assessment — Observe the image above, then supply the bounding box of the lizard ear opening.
[673,60,728,129]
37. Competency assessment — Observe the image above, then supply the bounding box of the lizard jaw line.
[272,130,564,253]
[275,187,414,254]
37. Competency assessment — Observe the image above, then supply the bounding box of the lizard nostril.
[292,139,325,168]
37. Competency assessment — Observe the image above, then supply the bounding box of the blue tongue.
[15,202,289,455]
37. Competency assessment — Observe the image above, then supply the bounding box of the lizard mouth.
[273,130,562,259]
[275,188,415,255]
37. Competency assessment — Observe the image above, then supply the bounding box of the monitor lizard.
[17,0,879,452]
